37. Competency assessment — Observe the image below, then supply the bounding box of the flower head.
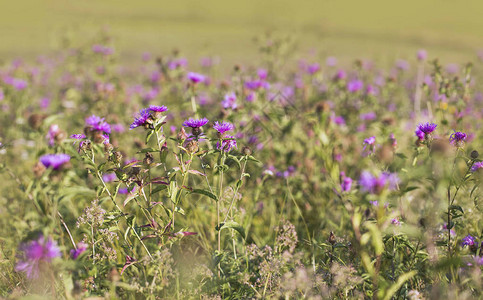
[85,115,111,134]
[417,122,437,135]
[148,105,168,113]
[187,72,205,84]
[183,117,209,128]
[70,242,87,259]
[471,161,483,172]
[221,92,237,110]
[359,171,399,194]
[129,108,152,129]
[39,154,71,170]
[449,131,467,147]
[217,135,237,152]
[16,235,61,279]
[213,121,234,135]
[347,79,363,93]
[461,235,477,247]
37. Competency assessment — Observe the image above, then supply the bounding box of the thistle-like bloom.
[129,108,151,129]
[347,79,363,93]
[213,121,234,134]
[417,122,437,135]
[46,124,61,147]
[217,135,237,152]
[471,161,483,172]
[221,92,237,110]
[39,154,71,170]
[449,131,467,146]
[362,136,376,156]
[70,242,87,259]
[187,72,205,84]
[415,128,425,141]
[359,170,399,194]
[85,115,111,134]
[417,49,427,61]
[340,172,352,192]
[461,235,477,247]
[306,63,320,75]
[16,235,61,279]
[183,117,209,128]
[70,134,86,140]
[149,105,168,113]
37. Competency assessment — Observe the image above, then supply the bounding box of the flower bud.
[143,152,154,165]
[471,150,479,159]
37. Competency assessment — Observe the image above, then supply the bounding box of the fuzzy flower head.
[183,117,209,137]
[16,235,61,279]
[39,154,70,170]
[471,161,483,172]
[362,136,376,156]
[148,105,168,113]
[187,72,205,84]
[85,115,111,134]
[340,172,353,192]
[347,79,363,93]
[70,242,87,259]
[217,135,237,152]
[129,108,152,129]
[213,121,234,138]
[449,131,467,147]
[461,235,477,247]
[359,170,399,194]
[221,92,237,110]
[417,122,437,136]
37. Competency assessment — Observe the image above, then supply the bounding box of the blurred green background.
[2,0,483,64]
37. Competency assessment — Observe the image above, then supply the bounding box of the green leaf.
[403,186,418,193]
[449,205,464,214]
[146,130,154,144]
[190,189,218,202]
[382,271,417,300]
[247,155,261,163]
[217,221,245,239]
[151,185,168,195]
[138,148,157,153]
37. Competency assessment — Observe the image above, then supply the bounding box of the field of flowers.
[0,35,482,299]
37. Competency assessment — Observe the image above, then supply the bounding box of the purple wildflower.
[187,72,205,84]
[217,135,237,152]
[471,162,483,172]
[221,92,237,110]
[39,154,71,170]
[307,63,320,75]
[359,170,399,194]
[363,136,376,156]
[46,124,61,147]
[213,121,234,134]
[85,115,111,134]
[415,128,425,140]
[70,242,87,259]
[461,235,477,247]
[16,235,61,279]
[417,122,437,135]
[360,112,376,121]
[449,131,467,146]
[326,56,337,67]
[70,134,86,140]
[347,79,363,92]
[340,172,353,192]
[148,105,168,113]
[102,173,117,183]
[257,68,268,80]
[129,108,151,129]
[417,49,427,61]
[183,117,209,128]
[391,218,401,226]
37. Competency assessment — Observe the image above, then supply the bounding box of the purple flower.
[415,128,425,140]
[360,112,376,121]
[70,242,87,259]
[46,124,61,146]
[307,63,320,75]
[221,92,237,110]
[391,218,401,226]
[70,134,86,140]
[187,72,205,84]
[85,115,111,134]
[183,117,209,128]
[326,56,337,67]
[363,136,376,155]
[148,105,168,113]
[217,135,237,152]
[359,170,399,194]
[417,122,437,135]
[245,80,262,90]
[471,162,483,172]
[213,121,234,134]
[396,59,410,71]
[461,235,477,247]
[129,108,151,129]
[417,49,427,61]
[257,68,268,80]
[102,173,117,183]
[449,131,467,146]
[39,154,71,170]
[16,235,61,279]
[340,172,353,192]
[335,70,346,80]
[347,79,363,92]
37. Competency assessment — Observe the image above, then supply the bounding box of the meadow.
[1,2,483,299]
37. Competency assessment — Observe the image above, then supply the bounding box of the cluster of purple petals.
[92,44,114,55]
[85,115,111,134]
[221,92,237,110]
[16,235,61,279]
[129,108,151,129]
[449,131,467,144]
[4,76,28,90]
[471,162,483,172]
[347,79,363,92]
[359,170,399,194]
[213,121,234,134]
[183,117,209,128]
[46,124,61,146]
[217,135,237,152]
[340,172,353,192]
[40,153,71,170]
[187,72,206,84]
[70,242,87,259]
[149,105,168,113]
[461,235,477,247]
[417,122,437,135]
